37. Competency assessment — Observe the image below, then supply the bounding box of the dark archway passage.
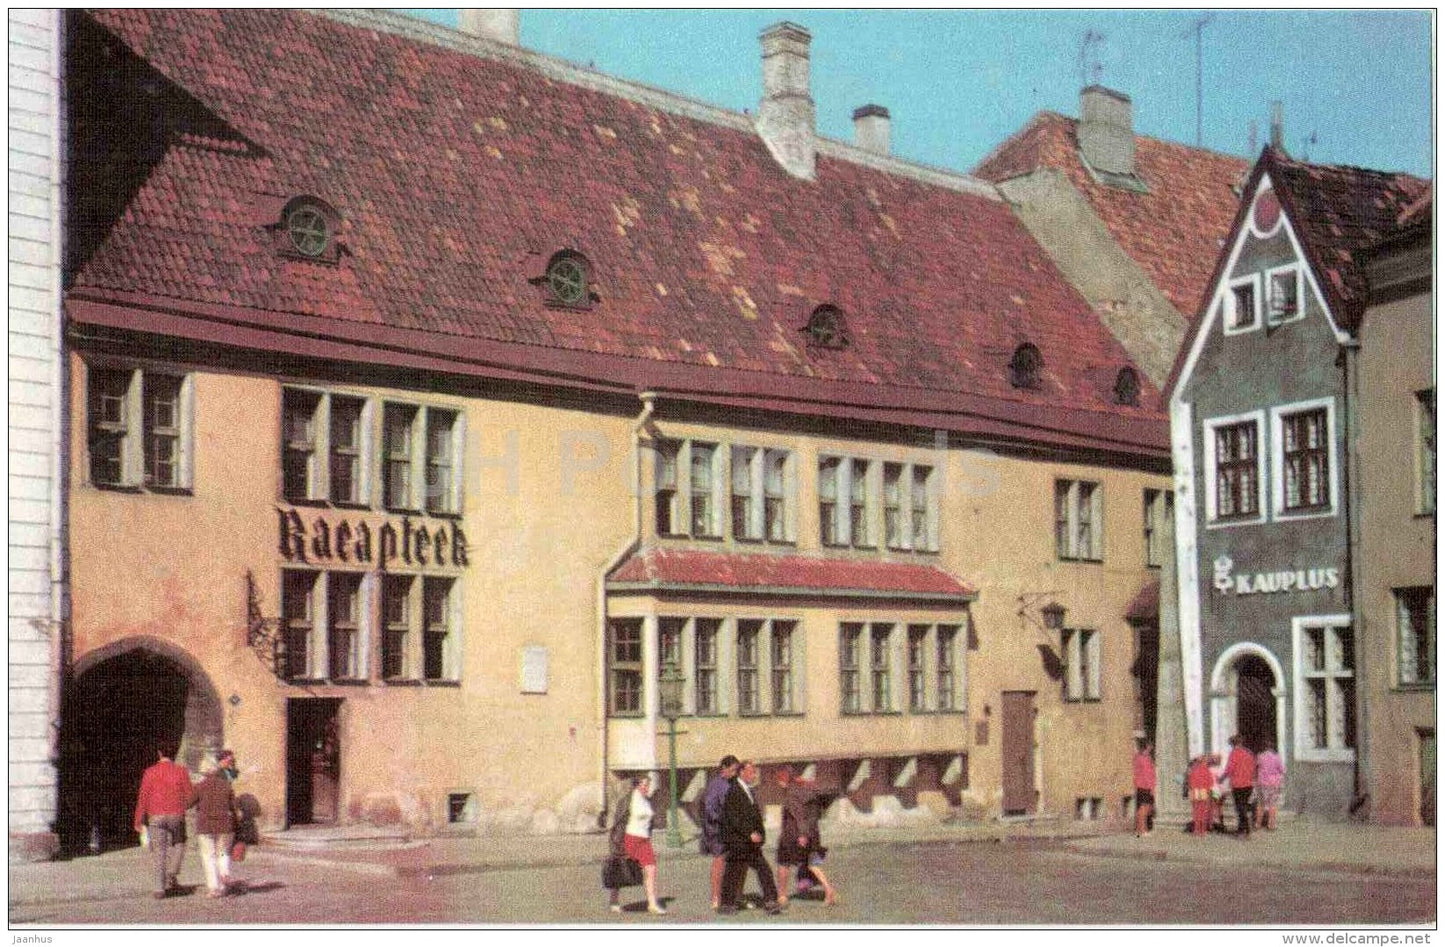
[55,643,222,852]
[1235,654,1277,753]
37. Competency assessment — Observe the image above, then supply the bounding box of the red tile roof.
[972,111,1251,320]
[66,10,1167,458]
[1265,148,1430,333]
[608,547,975,601]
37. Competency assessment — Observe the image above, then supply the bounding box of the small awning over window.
[607,547,975,604]
[1125,579,1160,623]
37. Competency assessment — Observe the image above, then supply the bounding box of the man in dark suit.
[718,760,782,914]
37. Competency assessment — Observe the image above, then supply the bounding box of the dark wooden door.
[286,698,341,826]
[1001,691,1036,815]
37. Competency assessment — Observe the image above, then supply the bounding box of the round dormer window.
[546,255,589,307]
[286,204,331,258]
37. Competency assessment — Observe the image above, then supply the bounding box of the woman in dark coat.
[772,766,836,906]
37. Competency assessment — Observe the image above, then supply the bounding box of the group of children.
[1185,734,1285,838]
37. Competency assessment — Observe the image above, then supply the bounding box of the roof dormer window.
[277,197,340,263]
[543,251,592,309]
[803,305,849,349]
[1113,366,1140,406]
[1009,343,1043,390]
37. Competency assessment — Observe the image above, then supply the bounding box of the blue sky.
[403,9,1432,179]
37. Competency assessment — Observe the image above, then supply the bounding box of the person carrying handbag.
[604,774,666,915]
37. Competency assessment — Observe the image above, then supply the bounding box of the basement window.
[803,305,849,349]
[447,792,478,824]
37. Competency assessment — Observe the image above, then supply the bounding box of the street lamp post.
[657,659,686,848]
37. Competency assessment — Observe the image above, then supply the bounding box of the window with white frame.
[1062,627,1101,701]
[653,439,726,539]
[907,625,928,712]
[850,460,874,547]
[695,618,721,714]
[736,619,761,715]
[381,574,411,681]
[824,456,935,552]
[819,457,843,546]
[731,446,794,543]
[1297,619,1355,759]
[87,366,193,490]
[1396,587,1435,688]
[936,624,961,711]
[770,620,796,713]
[607,619,644,716]
[1265,264,1302,324]
[1418,389,1435,515]
[421,577,458,681]
[870,623,894,712]
[1207,416,1263,522]
[1055,479,1103,561]
[1143,488,1172,568]
[911,465,935,550]
[282,387,461,511]
[1225,273,1261,332]
[884,464,905,549]
[280,568,371,682]
[840,623,863,713]
[1272,401,1334,517]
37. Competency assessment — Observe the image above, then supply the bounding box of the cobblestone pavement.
[10,836,1435,926]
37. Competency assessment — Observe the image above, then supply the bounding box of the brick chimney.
[1078,85,1135,176]
[756,22,815,180]
[458,9,520,46]
[852,104,890,156]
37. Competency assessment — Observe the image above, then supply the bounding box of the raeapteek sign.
[277,507,469,570]
[1212,555,1338,596]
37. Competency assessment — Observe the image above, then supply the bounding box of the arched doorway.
[55,639,222,852]
[1234,655,1278,753]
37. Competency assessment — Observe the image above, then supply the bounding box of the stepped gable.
[69,9,1165,448]
[973,111,1251,320]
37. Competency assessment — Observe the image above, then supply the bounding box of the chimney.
[458,9,520,47]
[756,22,816,180]
[1077,85,1135,176]
[1269,100,1284,150]
[852,104,891,156]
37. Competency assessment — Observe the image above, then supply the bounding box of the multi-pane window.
[870,623,893,712]
[281,387,461,511]
[1055,479,1103,561]
[840,623,863,713]
[88,367,192,490]
[771,621,796,713]
[690,443,719,537]
[1418,390,1435,515]
[1396,587,1436,687]
[281,570,318,681]
[381,575,411,680]
[1143,489,1172,568]
[327,573,364,680]
[936,625,959,711]
[1266,265,1301,322]
[737,620,761,714]
[1062,628,1101,701]
[383,404,417,510]
[908,625,928,712]
[729,446,794,543]
[884,464,905,549]
[608,619,644,716]
[329,396,365,504]
[1226,275,1259,331]
[695,619,720,714]
[1213,420,1260,520]
[655,440,681,535]
[1300,622,1355,756]
[911,466,932,549]
[422,577,456,681]
[850,460,873,547]
[1280,408,1330,512]
[819,457,843,546]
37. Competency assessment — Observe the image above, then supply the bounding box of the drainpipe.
[1340,338,1371,818]
[46,7,70,840]
[596,390,657,828]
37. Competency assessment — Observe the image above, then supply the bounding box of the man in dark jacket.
[718,760,781,914]
[194,749,239,897]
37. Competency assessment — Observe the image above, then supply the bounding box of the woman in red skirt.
[607,774,667,915]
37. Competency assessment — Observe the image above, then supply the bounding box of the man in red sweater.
[1220,734,1256,838]
[134,742,196,898]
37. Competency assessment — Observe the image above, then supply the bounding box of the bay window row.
[283,387,465,514]
[840,622,962,714]
[280,567,460,684]
[821,457,939,552]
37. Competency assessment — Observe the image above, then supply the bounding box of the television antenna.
[1079,30,1105,89]
[1179,14,1214,147]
